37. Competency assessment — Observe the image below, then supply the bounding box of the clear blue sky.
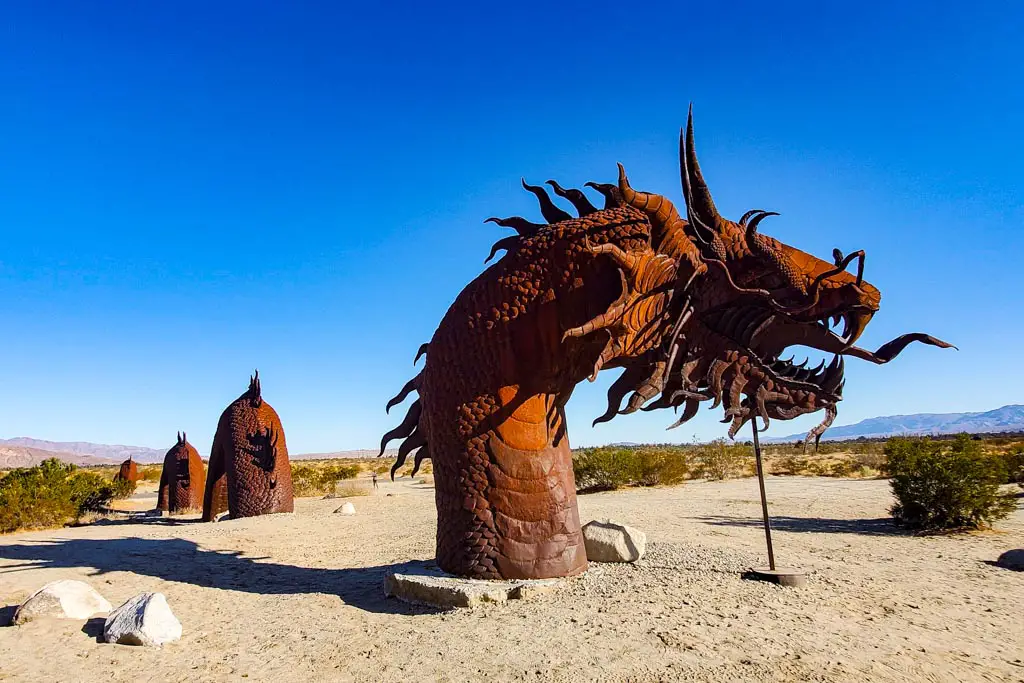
[1,2,1021,454]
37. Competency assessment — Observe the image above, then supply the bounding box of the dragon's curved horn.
[745,211,779,239]
[680,105,724,242]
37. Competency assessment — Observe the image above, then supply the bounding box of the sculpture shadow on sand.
[0,536,443,617]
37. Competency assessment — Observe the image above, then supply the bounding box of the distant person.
[372,471,378,489]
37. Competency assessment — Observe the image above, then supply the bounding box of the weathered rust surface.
[157,432,206,514]
[381,107,954,579]
[114,458,141,483]
[202,371,293,521]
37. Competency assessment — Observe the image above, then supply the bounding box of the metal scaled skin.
[157,432,206,514]
[114,458,141,483]
[381,109,954,580]
[202,371,294,521]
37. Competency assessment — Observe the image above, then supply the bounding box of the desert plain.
[0,475,1022,683]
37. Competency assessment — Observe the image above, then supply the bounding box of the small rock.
[13,580,112,625]
[582,520,646,563]
[334,502,356,515]
[214,512,231,522]
[996,549,1024,571]
[103,592,182,646]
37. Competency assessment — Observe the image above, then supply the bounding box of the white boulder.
[12,580,112,625]
[334,502,356,515]
[103,592,181,646]
[582,520,646,563]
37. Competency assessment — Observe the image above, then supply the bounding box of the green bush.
[1000,448,1024,484]
[0,459,121,533]
[572,446,688,493]
[138,465,162,482]
[109,477,137,500]
[886,434,1017,532]
[573,448,637,492]
[291,462,360,497]
[691,439,751,480]
[632,447,689,486]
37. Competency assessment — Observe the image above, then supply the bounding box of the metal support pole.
[751,419,776,571]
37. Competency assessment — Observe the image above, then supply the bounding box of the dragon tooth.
[822,355,845,393]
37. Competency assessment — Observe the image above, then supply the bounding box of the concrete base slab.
[384,561,565,609]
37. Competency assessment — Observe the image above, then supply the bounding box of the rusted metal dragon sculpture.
[381,108,953,580]
[157,431,206,514]
[202,371,294,521]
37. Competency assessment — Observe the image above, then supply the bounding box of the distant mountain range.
[0,437,167,464]
[0,436,397,469]
[4,405,1022,469]
[769,404,1024,442]
[0,445,118,469]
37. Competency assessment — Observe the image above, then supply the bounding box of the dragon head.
[595,108,954,445]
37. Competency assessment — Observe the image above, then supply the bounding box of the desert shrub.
[109,477,137,499]
[632,447,688,486]
[138,465,162,482]
[1000,448,1024,484]
[886,434,1017,532]
[291,462,360,497]
[572,446,688,492]
[333,483,371,498]
[852,452,886,473]
[691,439,751,480]
[775,455,805,475]
[0,459,121,533]
[826,460,856,478]
[573,448,636,492]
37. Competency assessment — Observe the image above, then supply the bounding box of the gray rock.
[582,520,646,563]
[13,580,112,625]
[334,502,356,515]
[384,562,563,608]
[996,549,1024,571]
[103,592,181,646]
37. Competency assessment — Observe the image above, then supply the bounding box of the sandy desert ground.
[1,476,1022,683]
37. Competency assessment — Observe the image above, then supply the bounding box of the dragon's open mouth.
[701,303,872,401]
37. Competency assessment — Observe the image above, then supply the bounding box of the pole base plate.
[743,568,807,588]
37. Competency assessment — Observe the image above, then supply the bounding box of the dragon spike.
[182,431,186,444]
[414,342,429,365]
[385,374,420,414]
[176,431,182,444]
[484,216,543,237]
[378,399,422,457]
[485,235,520,264]
[546,180,598,216]
[593,365,648,426]
[392,428,427,480]
[521,178,573,224]
[410,445,431,477]
[584,181,621,209]
[248,369,263,406]
[666,398,700,430]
